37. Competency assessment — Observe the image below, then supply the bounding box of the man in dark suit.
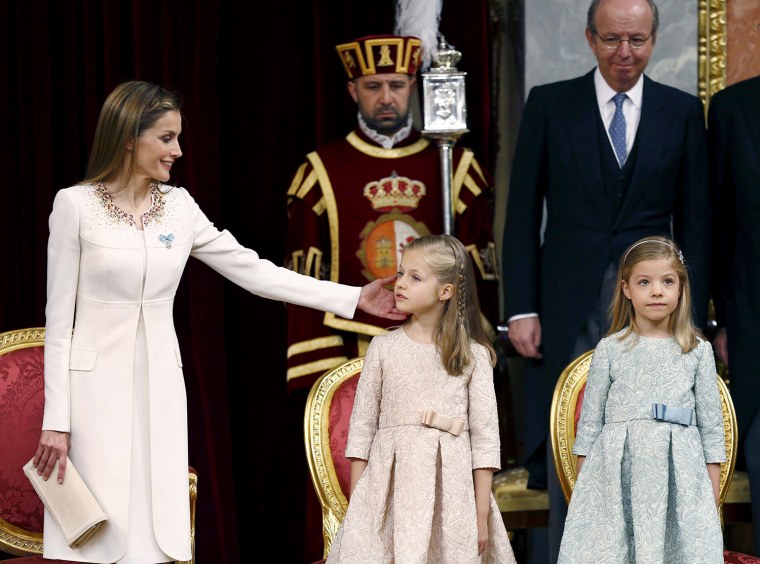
[502,0,709,560]
[708,74,760,555]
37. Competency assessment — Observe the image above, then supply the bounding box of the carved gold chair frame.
[304,356,364,559]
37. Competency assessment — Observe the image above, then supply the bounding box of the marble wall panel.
[727,0,760,85]
[525,0,698,98]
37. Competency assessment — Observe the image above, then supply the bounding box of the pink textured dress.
[327,328,516,563]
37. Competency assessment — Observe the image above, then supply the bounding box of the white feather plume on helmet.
[394,0,444,72]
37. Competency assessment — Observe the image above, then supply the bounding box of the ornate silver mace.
[421,36,469,235]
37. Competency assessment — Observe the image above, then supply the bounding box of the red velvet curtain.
[0,1,495,562]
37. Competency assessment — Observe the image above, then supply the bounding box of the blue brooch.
[159,233,175,249]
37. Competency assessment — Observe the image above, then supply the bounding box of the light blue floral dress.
[558,330,725,564]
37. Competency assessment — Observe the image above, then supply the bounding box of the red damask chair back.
[304,357,363,561]
[0,327,46,557]
[0,328,198,564]
[0,327,75,564]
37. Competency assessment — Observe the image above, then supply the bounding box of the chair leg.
[175,469,198,564]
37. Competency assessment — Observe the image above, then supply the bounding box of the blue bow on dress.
[652,403,696,426]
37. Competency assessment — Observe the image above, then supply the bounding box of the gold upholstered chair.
[0,327,198,563]
[549,349,759,563]
[304,357,364,561]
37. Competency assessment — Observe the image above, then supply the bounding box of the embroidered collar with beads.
[95,182,166,227]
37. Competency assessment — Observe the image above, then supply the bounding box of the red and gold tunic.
[285,129,499,391]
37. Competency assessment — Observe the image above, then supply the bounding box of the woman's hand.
[34,430,71,484]
[357,275,407,321]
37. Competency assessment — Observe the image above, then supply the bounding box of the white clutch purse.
[23,457,108,548]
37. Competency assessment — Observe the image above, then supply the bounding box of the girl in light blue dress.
[558,236,725,563]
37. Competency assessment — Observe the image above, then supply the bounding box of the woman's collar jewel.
[159,233,175,249]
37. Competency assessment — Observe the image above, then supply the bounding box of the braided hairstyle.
[404,234,496,375]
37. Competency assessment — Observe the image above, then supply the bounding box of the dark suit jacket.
[708,75,760,437]
[502,69,710,456]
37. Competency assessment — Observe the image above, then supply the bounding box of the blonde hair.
[83,81,182,191]
[607,235,698,352]
[403,234,496,375]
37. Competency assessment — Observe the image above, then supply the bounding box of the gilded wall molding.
[698,0,727,109]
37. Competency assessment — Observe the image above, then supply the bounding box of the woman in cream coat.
[32,81,403,563]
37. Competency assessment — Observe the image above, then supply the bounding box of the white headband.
[623,239,684,264]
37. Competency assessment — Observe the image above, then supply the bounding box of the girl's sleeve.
[344,337,383,460]
[468,345,501,470]
[573,339,612,455]
[42,189,81,432]
[694,340,726,463]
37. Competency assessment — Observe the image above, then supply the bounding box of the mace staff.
[421,37,469,235]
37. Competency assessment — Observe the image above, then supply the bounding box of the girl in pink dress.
[327,234,516,563]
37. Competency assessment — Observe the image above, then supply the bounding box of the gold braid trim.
[287,357,350,382]
[466,242,499,282]
[287,336,345,358]
[346,131,429,158]
[323,313,390,337]
[305,247,323,279]
[295,168,319,200]
[469,155,487,184]
[287,162,309,197]
[306,152,340,283]
[452,148,474,211]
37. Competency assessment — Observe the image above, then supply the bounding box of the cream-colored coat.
[42,184,360,562]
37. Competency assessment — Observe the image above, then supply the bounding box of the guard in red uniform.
[286,34,499,392]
